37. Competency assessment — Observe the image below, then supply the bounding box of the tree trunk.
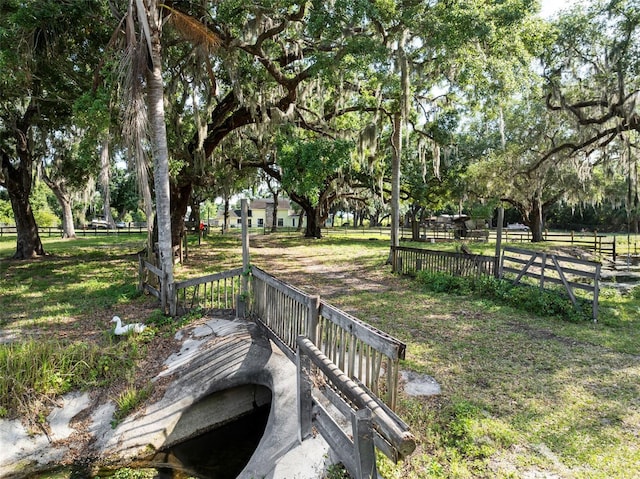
[10,190,45,259]
[390,111,402,270]
[305,208,322,238]
[297,210,304,231]
[1,112,45,259]
[409,205,421,241]
[41,172,76,239]
[170,182,192,248]
[147,1,174,313]
[99,138,115,227]
[529,196,544,242]
[223,197,230,233]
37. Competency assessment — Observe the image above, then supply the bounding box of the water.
[153,402,271,479]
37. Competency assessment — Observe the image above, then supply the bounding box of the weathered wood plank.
[319,302,405,360]
[174,267,244,289]
[298,337,416,457]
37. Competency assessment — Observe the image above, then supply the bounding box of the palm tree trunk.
[147,1,174,314]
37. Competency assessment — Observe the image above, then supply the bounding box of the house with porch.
[215,198,305,229]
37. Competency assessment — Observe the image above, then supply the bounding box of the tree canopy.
[1,0,638,257]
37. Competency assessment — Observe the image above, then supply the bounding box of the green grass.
[1,231,640,478]
[243,232,640,478]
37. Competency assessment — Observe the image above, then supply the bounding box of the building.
[215,198,305,229]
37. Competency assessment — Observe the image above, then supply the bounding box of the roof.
[249,198,293,210]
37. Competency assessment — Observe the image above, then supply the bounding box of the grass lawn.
[1,231,639,478]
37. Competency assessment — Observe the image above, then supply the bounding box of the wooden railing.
[317,302,405,409]
[138,255,168,311]
[139,262,414,470]
[249,266,320,357]
[499,246,601,321]
[249,266,406,410]
[173,268,244,314]
[539,231,615,260]
[393,245,496,279]
[297,337,415,479]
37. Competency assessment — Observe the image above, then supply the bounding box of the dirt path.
[248,235,405,301]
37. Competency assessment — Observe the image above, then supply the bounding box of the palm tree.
[115,0,218,314]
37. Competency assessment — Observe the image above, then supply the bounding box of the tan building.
[215,198,305,229]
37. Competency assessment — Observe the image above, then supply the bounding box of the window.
[277,218,284,227]
[248,219,252,227]
[257,218,264,227]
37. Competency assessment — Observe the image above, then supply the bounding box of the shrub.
[417,272,589,321]
[0,339,142,422]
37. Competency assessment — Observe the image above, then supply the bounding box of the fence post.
[494,207,504,277]
[168,278,177,317]
[352,408,376,479]
[593,263,601,323]
[137,254,145,293]
[160,269,167,313]
[307,295,320,344]
[241,199,250,294]
[296,341,313,442]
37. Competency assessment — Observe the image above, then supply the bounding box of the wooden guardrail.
[173,267,244,314]
[249,266,320,359]
[138,255,167,311]
[393,245,496,279]
[499,246,601,321]
[317,302,405,409]
[297,337,415,479]
[540,231,615,260]
[249,266,406,410]
[139,261,414,469]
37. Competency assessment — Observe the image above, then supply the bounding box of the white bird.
[111,315,146,335]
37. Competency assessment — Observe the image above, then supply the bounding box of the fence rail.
[297,337,415,479]
[393,245,496,279]
[0,225,148,237]
[499,246,601,321]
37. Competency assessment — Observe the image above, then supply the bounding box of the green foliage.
[278,135,355,204]
[0,199,13,225]
[110,467,157,479]
[415,271,471,295]
[112,382,153,427]
[30,182,59,227]
[416,271,587,322]
[325,463,351,479]
[0,339,139,421]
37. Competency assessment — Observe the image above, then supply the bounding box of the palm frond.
[161,5,220,52]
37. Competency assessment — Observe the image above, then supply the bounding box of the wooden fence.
[499,246,601,321]
[173,268,244,314]
[393,245,496,279]
[249,266,406,410]
[138,255,167,310]
[297,337,415,479]
[0,225,148,237]
[540,231,615,260]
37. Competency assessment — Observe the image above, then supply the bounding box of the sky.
[539,0,578,18]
